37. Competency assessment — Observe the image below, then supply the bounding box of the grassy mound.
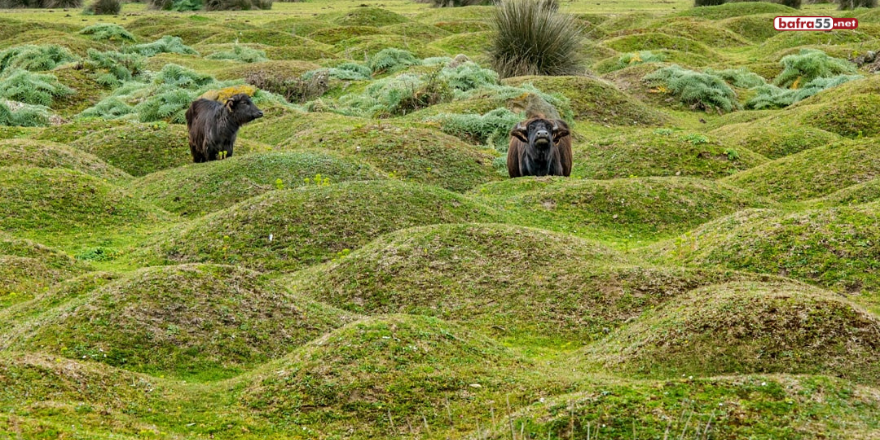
[214,60,322,82]
[0,166,172,250]
[68,123,194,177]
[429,31,492,60]
[583,281,880,384]
[801,94,880,138]
[676,2,796,20]
[470,176,774,242]
[648,18,751,48]
[276,124,501,192]
[709,115,843,159]
[197,29,308,47]
[572,128,767,180]
[0,233,90,307]
[52,66,110,118]
[261,18,332,37]
[334,34,447,59]
[30,118,128,144]
[811,178,880,207]
[723,139,880,202]
[756,31,875,57]
[9,264,357,381]
[602,33,716,58]
[791,74,880,107]
[140,180,502,273]
[128,150,385,217]
[329,7,409,27]
[501,75,669,126]
[237,314,538,438]
[381,22,451,43]
[647,205,880,309]
[432,20,493,34]
[484,375,880,439]
[720,15,780,43]
[286,223,774,347]
[306,25,386,45]
[0,139,130,181]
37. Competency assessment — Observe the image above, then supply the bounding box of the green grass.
[709,113,843,159]
[0,233,92,307]
[0,138,131,181]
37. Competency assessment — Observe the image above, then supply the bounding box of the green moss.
[198,29,308,47]
[710,115,843,159]
[129,150,385,217]
[602,33,717,58]
[647,204,880,309]
[306,25,386,45]
[328,7,409,27]
[51,66,111,118]
[31,117,127,144]
[720,15,780,43]
[723,138,880,202]
[676,2,796,20]
[756,30,875,57]
[413,5,494,23]
[573,128,767,180]
[649,18,752,47]
[472,176,774,242]
[802,94,880,138]
[584,281,880,384]
[432,20,493,34]
[502,75,670,126]
[8,264,357,381]
[261,18,332,36]
[139,180,502,273]
[0,233,90,307]
[811,178,880,207]
[335,34,447,59]
[429,31,493,60]
[0,138,130,181]
[381,22,451,43]
[286,223,773,347]
[68,123,192,177]
[215,60,322,82]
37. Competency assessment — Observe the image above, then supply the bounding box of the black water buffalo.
[507,117,572,178]
[185,93,264,163]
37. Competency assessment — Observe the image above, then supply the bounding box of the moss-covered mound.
[723,139,880,202]
[133,25,228,46]
[648,18,751,48]
[811,178,880,207]
[583,281,880,384]
[482,375,880,439]
[129,150,385,217]
[720,15,791,43]
[413,5,494,23]
[330,7,409,27]
[0,233,90,307]
[0,166,172,249]
[141,180,502,273]
[31,118,129,144]
[381,22,451,43]
[334,34,447,59]
[287,223,777,346]
[572,128,767,180]
[237,314,537,438]
[471,176,773,241]
[601,33,717,58]
[429,31,493,60]
[647,205,880,308]
[52,66,110,118]
[68,124,194,177]
[501,76,670,126]
[197,29,308,47]
[432,20,493,34]
[709,116,842,159]
[278,124,501,192]
[214,60,323,82]
[791,74,880,107]
[9,264,357,381]
[261,18,332,37]
[675,2,796,20]
[306,25,386,45]
[0,139,131,181]
[800,94,880,138]
[756,31,875,57]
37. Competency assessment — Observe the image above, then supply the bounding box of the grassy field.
[2,0,880,438]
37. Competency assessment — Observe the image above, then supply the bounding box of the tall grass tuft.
[490,0,583,78]
[837,0,875,9]
[84,0,121,14]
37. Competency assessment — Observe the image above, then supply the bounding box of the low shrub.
[644,65,739,112]
[84,0,121,14]
[746,74,862,109]
[0,45,79,73]
[79,23,136,43]
[0,69,74,106]
[126,36,199,57]
[205,45,267,63]
[774,49,857,88]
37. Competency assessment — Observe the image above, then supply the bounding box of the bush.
[0,69,74,106]
[423,0,491,7]
[428,107,520,150]
[84,49,146,86]
[205,45,267,63]
[490,0,584,78]
[79,23,137,43]
[746,74,861,109]
[644,65,739,112]
[0,45,79,73]
[204,0,269,10]
[837,0,875,9]
[618,51,666,69]
[704,67,766,88]
[0,101,50,127]
[305,63,372,81]
[245,70,328,103]
[148,0,202,10]
[368,48,420,74]
[126,36,198,57]
[694,0,726,5]
[0,0,81,7]
[84,0,121,14]
[774,49,857,87]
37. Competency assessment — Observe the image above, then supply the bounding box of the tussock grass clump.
[8,264,357,381]
[704,66,766,88]
[148,0,203,11]
[0,45,79,73]
[722,138,880,201]
[129,150,385,217]
[838,0,877,9]
[203,0,271,10]
[694,0,725,6]
[126,36,198,57]
[644,65,739,112]
[490,0,583,78]
[424,0,492,7]
[83,48,146,86]
[746,74,861,109]
[245,69,328,103]
[774,49,857,88]
[140,180,502,273]
[428,107,520,150]
[79,23,136,43]
[0,101,51,127]
[0,139,130,181]
[205,44,266,63]
[584,281,880,384]
[367,48,420,74]
[0,69,73,107]
[84,0,121,15]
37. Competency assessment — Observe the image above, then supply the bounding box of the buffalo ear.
[511,122,529,142]
[552,120,570,140]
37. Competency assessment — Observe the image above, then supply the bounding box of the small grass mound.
[676,2,796,19]
[602,33,715,58]
[0,233,90,307]
[649,19,751,48]
[237,314,536,437]
[720,14,780,43]
[0,166,172,250]
[471,177,773,241]
[197,29,306,47]
[501,76,669,126]
[286,223,773,346]
[0,139,130,181]
[433,20,493,34]
[583,281,880,384]
[811,178,880,207]
[51,66,111,118]
[9,264,357,381]
[276,124,501,192]
[306,25,386,45]
[382,23,451,43]
[140,180,502,273]
[801,94,880,138]
[430,31,493,60]
[723,138,880,202]
[330,7,409,27]
[709,115,843,159]
[129,150,385,217]
[484,375,880,439]
[647,205,880,307]
[214,60,321,82]
[757,31,875,57]
[69,123,194,177]
[31,118,128,144]
[573,128,767,180]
